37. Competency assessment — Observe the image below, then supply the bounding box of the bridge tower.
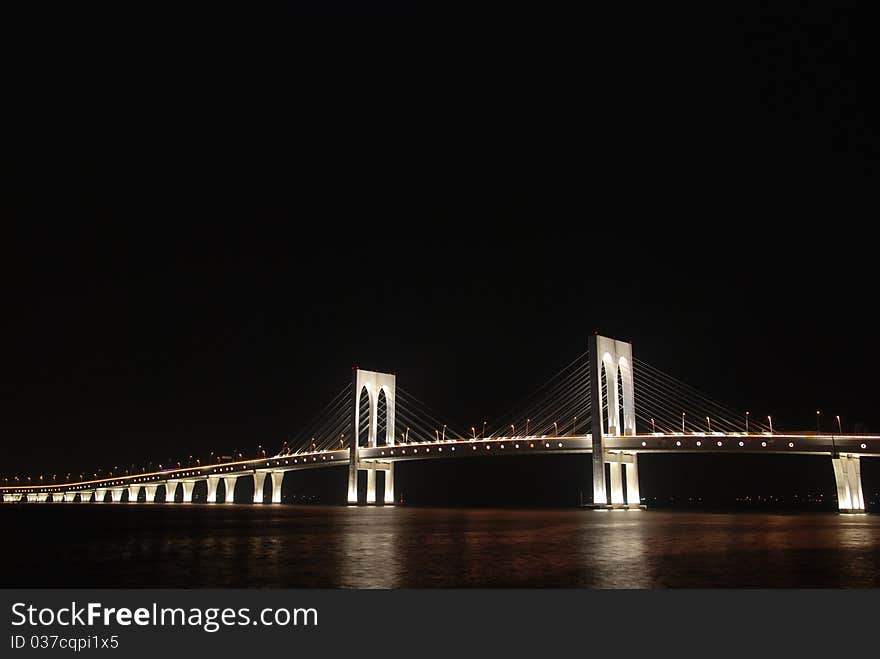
[348,368,396,504]
[589,334,640,507]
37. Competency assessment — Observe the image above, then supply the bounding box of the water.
[2,504,880,588]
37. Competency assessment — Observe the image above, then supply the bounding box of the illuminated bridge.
[2,335,877,513]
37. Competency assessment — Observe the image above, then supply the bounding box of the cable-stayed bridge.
[2,335,877,513]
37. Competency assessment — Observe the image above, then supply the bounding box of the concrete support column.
[110,488,125,502]
[609,463,625,505]
[127,485,140,502]
[253,472,266,504]
[63,492,77,502]
[271,471,285,504]
[181,481,197,503]
[384,464,395,504]
[80,491,94,503]
[144,485,158,502]
[206,476,221,503]
[847,460,864,512]
[625,457,641,506]
[164,481,178,503]
[223,476,237,504]
[348,445,358,504]
[95,488,108,502]
[38,493,50,502]
[833,455,865,513]
[832,458,851,511]
[27,493,38,502]
[366,468,376,504]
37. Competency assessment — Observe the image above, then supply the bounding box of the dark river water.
[2,504,879,588]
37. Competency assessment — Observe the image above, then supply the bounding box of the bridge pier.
[127,485,140,502]
[350,462,393,505]
[95,488,108,502]
[625,459,641,505]
[253,472,267,503]
[164,481,178,503]
[597,453,642,509]
[385,463,395,504]
[608,461,626,506]
[26,493,38,503]
[80,490,94,503]
[270,471,285,504]
[206,475,221,503]
[833,454,865,513]
[181,480,198,503]
[609,461,625,505]
[110,488,125,502]
[144,485,158,502]
[63,492,77,502]
[366,468,376,504]
[223,476,238,503]
[348,451,358,504]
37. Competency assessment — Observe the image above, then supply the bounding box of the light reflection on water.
[2,505,880,587]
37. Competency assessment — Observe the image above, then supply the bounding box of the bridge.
[2,335,876,512]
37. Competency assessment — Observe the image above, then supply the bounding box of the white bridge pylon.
[589,334,641,508]
[348,368,396,505]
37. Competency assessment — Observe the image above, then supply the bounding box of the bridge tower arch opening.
[376,389,389,447]
[358,387,372,448]
[348,368,396,504]
[589,334,639,508]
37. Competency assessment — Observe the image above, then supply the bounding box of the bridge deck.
[357,433,880,462]
[3,433,879,497]
[0,450,349,497]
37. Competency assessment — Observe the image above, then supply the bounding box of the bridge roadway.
[1,432,878,504]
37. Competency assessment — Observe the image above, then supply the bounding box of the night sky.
[4,6,877,505]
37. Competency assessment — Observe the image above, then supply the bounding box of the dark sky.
[3,6,877,500]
